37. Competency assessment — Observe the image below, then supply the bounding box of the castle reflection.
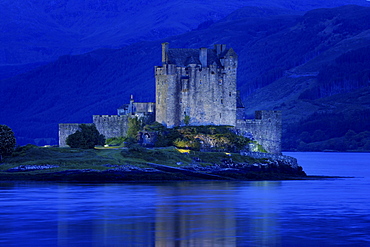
[154,182,236,246]
[53,181,282,246]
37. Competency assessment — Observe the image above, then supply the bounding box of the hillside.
[1,0,368,78]
[1,4,370,150]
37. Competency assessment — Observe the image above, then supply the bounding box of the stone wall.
[236,111,282,154]
[155,44,238,127]
[93,115,129,140]
[155,64,179,127]
[58,123,92,147]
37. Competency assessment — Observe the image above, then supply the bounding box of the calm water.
[0,152,370,247]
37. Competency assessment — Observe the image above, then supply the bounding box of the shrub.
[127,117,142,140]
[0,125,16,160]
[106,137,126,146]
[66,124,105,149]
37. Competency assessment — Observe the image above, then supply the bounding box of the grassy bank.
[0,145,306,182]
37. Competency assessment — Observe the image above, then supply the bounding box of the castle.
[59,43,282,154]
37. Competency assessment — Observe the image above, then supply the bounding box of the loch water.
[0,152,370,246]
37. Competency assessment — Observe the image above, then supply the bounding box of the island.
[1,44,307,182]
[0,145,306,182]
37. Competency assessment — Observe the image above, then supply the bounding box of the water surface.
[0,152,369,246]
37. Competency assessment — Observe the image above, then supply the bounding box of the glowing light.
[177,149,191,154]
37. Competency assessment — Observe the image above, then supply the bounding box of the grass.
[1,145,266,170]
[0,146,305,181]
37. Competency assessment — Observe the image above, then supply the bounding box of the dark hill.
[1,4,370,150]
[1,0,368,74]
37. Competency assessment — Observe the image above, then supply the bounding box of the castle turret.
[162,42,169,64]
[199,48,207,67]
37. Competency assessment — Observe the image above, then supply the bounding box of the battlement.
[93,115,126,118]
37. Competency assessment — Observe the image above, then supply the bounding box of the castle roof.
[167,48,224,67]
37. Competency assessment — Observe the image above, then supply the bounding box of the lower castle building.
[59,43,282,154]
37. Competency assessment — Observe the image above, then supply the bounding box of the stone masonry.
[59,43,282,153]
[155,43,237,127]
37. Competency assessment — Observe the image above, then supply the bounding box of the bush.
[66,124,105,149]
[106,137,126,146]
[173,138,201,151]
[127,117,142,139]
[0,125,16,160]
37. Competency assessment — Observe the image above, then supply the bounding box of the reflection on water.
[0,181,286,246]
[241,181,282,247]
[1,152,370,246]
[154,182,237,246]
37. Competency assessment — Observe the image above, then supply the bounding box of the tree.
[184,115,190,126]
[126,116,142,140]
[0,125,16,161]
[66,124,105,149]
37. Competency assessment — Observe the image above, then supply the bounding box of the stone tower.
[155,43,238,127]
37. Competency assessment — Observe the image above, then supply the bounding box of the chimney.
[162,42,169,64]
[199,48,207,67]
[214,44,227,56]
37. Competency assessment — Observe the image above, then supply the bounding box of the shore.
[0,146,309,182]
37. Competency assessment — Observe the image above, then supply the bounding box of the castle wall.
[155,45,237,127]
[58,123,92,147]
[134,102,155,113]
[179,64,236,126]
[155,64,180,127]
[236,111,282,154]
[93,115,129,139]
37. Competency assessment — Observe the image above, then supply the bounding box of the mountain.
[1,4,370,150]
[1,0,369,79]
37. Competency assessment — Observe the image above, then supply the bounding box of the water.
[0,152,370,246]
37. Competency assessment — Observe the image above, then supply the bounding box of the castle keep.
[59,43,282,154]
[156,43,238,127]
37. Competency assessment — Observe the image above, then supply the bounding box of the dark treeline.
[299,45,370,100]
[284,109,370,151]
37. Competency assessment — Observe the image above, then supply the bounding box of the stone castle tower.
[155,43,238,127]
[59,43,282,154]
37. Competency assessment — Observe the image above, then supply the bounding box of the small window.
[229,92,232,97]
[220,113,222,118]
[221,99,223,104]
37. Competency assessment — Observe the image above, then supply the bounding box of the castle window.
[221,99,223,104]
[229,92,232,97]
[220,113,222,118]
[200,80,202,85]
